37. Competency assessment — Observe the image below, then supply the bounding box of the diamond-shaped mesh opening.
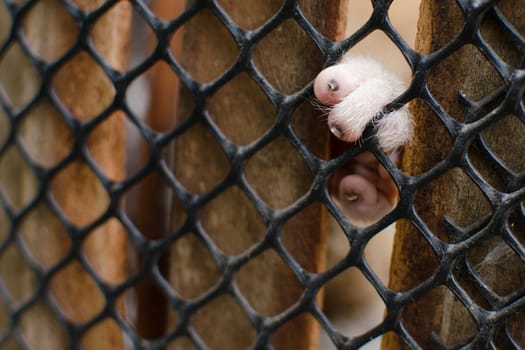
[253,19,323,95]
[281,203,327,273]
[176,8,238,84]
[21,0,77,63]
[429,44,505,123]
[479,114,525,175]
[82,218,128,285]
[0,146,40,212]
[467,235,525,298]
[0,43,41,110]
[48,261,105,324]
[245,136,313,209]
[85,112,126,182]
[52,51,115,122]
[18,300,70,350]
[191,295,256,350]
[192,294,257,350]
[328,148,400,227]
[125,60,185,134]
[17,100,74,169]
[209,72,275,146]
[200,186,265,256]
[236,248,302,317]
[172,122,230,195]
[18,203,72,269]
[167,233,221,300]
[0,243,38,304]
[49,160,110,227]
[320,267,386,338]
[414,168,492,242]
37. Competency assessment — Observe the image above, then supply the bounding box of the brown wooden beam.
[383,1,525,348]
[167,1,347,349]
[0,0,131,348]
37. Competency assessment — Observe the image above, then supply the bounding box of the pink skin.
[313,64,360,107]
[314,59,409,226]
[329,140,399,226]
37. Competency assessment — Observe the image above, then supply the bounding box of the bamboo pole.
[0,0,130,348]
[167,2,347,349]
[383,1,525,348]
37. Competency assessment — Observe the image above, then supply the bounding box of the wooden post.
[383,1,525,348]
[127,0,185,340]
[0,0,130,348]
[168,1,347,349]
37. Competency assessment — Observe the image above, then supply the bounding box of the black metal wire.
[0,0,524,349]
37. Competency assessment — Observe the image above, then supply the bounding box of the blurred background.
[319,1,421,349]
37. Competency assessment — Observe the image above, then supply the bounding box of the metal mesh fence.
[0,0,524,349]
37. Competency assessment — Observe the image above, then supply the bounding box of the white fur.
[328,56,413,152]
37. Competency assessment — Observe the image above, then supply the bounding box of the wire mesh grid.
[0,0,524,349]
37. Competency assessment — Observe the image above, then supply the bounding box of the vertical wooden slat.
[128,0,184,340]
[167,1,347,349]
[383,1,525,348]
[0,0,131,348]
